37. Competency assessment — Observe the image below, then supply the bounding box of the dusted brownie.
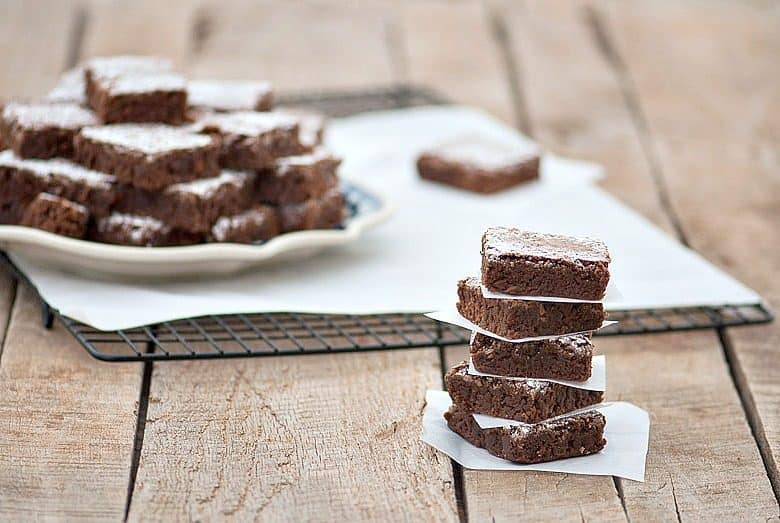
[445,361,603,423]
[417,138,540,194]
[277,187,345,233]
[187,79,273,112]
[192,111,301,170]
[210,205,279,243]
[86,72,188,124]
[20,193,89,238]
[457,277,606,339]
[471,333,593,381]
[46,67,87,105]
[0,150,116,217]
[1,102,98,159]
[74,124,219,190]
[482,227,611,300]
[276,108,325,150]
[256,148,340,205]
[91,212,202,247]
[444,403,606,464]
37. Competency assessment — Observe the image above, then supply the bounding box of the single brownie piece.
[210,205,279,243]
[482,227,611,300]
[0,150,116,217]
[417,137,540,194]
[187,79,273,112]
[86,72,188,124]
[74,124,219,190]
[445,361,603,423]
[192,111,301,170]
[457,277,606,339]
[471,333,593,381]
[91,212,202,247]
[0,102,98,159]
[276,188,345,233]
[116,170,255,233]
[84,56,171,108]
[276,108,325,150]
[255,147,340,205]
[46,67,87,105]
[444,403,606,464]
[20,193,89,238]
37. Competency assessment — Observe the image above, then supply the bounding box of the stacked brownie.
[435,226,612,464]
[0,55,345,246]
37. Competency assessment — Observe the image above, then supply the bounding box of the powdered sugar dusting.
[46,67,86,104]
[275,147,336,173]
[195,111,298,136]
[34,192,89,214]
[166,170,252,198]
[188,79,272,112]
[103,73,186,95]
[0,150,115,189]
[428,136,539,170]
[98,212,169,244]
[276,108,325,148]
[3,102,97,129]
[483,227,610,263]
[80,124,213,155]
[87,55,173,80]
[211,207,273,242]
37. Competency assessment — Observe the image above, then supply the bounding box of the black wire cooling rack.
[1,85,773,362]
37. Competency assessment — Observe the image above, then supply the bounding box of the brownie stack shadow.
[0,55,346,246]
[436,226,612,464]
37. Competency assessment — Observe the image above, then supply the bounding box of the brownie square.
[46,67,87,105]
[187,79,273,112]
[276,187,345,233]
[276,108,326,150]
[1,102,98,159]
[0,150,116,217]
[445,361,603,423]
[482,227,611,300]
[210,205,279,243]
[256,147,340,205]
[74,124,220,190]
[444,403,606,464]
[457,277,606,339]
[192,111,301,170]
[91,212,202,247]
[20,193,89,238]
[470,332,593,381]
[116,170,255,233]
[417,137,540,193]
[87,73,187,124]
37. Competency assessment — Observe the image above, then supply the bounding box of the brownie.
[192,111,301,170]
[74,124,220,190]
[444,403,606,464]
[187,79,273,112]
[0,102,98,159]
[276,187,346,233]
[482,227,611,300]
[417,137,540,194]
[457,277,606,339]
[445,361,603,423]
[86,72,188,124]
[276,108,325,150]
[471,333,593,381]
[46,67,87,105]
[116,170,255,233]
[0,150,116,217]
[256,147,340,205]
[91,212,202,247]
[20,193,89,238]
[210,205,279,243]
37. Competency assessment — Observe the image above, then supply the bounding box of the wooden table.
[1,0,778,520]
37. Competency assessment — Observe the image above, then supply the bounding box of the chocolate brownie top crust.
[188,79,273,112]
[423,137,539,170]
[98,73,186,96]
[276,108,325,149]
[194,110,298,137]
[79,124,214,155]
[274,147,340,174]
[2,102,97,130]
[86,55,173,80]
[95,212,170,246]
[483,227,610,265]
[0,150,115,190]
[165,170,252,198]
[46,68,87,105]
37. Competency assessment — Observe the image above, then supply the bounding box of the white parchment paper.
[421,390,650,481]
[467,354,606,391]
[10,106,763,330]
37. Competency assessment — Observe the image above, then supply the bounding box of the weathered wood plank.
[128,351,455,522]
[0,285,143,521]
[600,0,780,505]
[400,1,627,520]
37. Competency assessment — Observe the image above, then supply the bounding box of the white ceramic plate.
[0,182,392,279]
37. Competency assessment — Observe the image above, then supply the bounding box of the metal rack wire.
[0,85,773,363]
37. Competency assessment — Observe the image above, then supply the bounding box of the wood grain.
[0,285,143,520]
[601,0,780,503]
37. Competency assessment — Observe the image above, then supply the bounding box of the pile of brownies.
[0,55,345,246]
[440,226,612,464]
